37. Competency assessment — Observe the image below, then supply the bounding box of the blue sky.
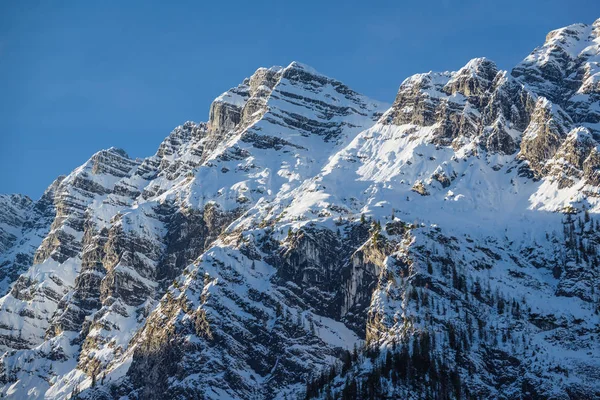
[1,0,599,198]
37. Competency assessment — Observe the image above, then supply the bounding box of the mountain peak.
[283,60,321,75]
[461,56,497,71]
[443,57,500,96]
[511,19,600,133]
[3,19,600,400]
[544,22,589,45]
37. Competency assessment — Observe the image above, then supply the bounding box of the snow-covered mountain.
[1,20,599,400]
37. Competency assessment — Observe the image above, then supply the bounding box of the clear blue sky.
[1,0,599,198]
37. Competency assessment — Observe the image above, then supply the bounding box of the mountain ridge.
[1,19,600,400]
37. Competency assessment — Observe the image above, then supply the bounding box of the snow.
[214,91,247,107]
[312,314,361,349]
[2,21,600,398]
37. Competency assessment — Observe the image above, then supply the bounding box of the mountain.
[1,20,599,400]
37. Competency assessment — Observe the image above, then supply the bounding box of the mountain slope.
[1,20,600,400]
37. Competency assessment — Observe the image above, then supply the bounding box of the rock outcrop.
[1,20,600,400]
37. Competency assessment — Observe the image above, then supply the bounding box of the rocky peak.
[208,64,285,136]
[209,61,381,143]
[89,147,135,178]
[279,61,363,99]
[384,58,533,154]
[248,65,281,96]
[512,20,600,132]
[126,122,209,195]
[3,20,600,400]
[155,122,207,158]
[443,57,499,96]
[206,65,283,155]
[383,71,451,126]
[512,22,591,101]
[0,148,141,350]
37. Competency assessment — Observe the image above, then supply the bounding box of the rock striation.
[1,19,600,400]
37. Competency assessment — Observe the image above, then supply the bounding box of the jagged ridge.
[1,19,600,400]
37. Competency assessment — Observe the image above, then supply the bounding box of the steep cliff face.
[2,20,600,400]
[0,178,63,296]
[0,194,34,295]
[0,195,32,255]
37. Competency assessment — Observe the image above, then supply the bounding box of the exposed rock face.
[0,178,62,295]
[209,82,250,135]
[518,97,572,176]
[2,20,600,400]
[384,57,535,155]
[411,180,430,196]
[0,195,32,254]
[0,60,388,399]
[444,57,499,96]
[273,223,375,324]
[0,148,139,351]
[512,19,600,132]
[545,127,600,188]
[0,194,34,295]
